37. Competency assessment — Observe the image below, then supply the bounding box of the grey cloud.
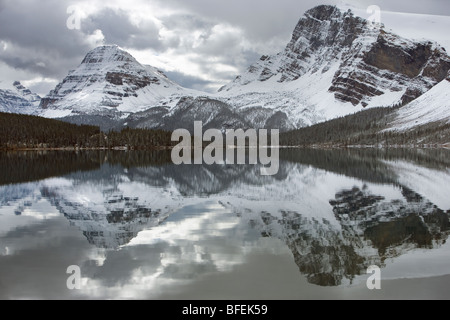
[159,14,215,50]
[164,70,213,92]
[0,43,83,80]
[27,81,58,97]
[191,48,260,73]
[196,61,240,82]
[165,49,261,92]
[0,0,449,93]
[82,249,145,287]
[194,30,242,56]
[161,13,215,31]
[0,0,96,80]
[0,0,91,56]
[81,8,163,51]
[349,0,450,15]
[160,0,335,41]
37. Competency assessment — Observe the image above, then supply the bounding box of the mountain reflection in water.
[0,148,449,296]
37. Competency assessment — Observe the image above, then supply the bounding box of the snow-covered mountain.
[125,96,251,133]
[387,73,450,132]
[0,81,41,114]
[217,5,450,130]
[37,45,255,131]
[122,5,450,133]
[120,5,450,132]
[38,45,199,129]
[5,5,449,134]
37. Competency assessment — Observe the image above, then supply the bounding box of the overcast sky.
[1,0,449,96]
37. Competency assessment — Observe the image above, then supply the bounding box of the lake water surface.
[0,149,449,300]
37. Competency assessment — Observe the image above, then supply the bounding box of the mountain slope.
[388,76,450,132]
[39,45,197,122]
[19,5,450,134]
[0,81,41,114]
[125,96,250,133]
[217,5,450,130]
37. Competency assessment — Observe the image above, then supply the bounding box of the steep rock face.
[0,81,41,114]
[338,30,450,105]
[218,5,450,128]
[12,81,41,105]
[39,45,191,119]
[279,5,365,83]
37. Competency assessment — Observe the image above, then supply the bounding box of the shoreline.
[1,144,449,152]
[0,146,175,152]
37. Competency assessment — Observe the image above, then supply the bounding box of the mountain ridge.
[2,5,449,135]
[0,81,41,114]
[38,45,199,123]
[217,5,450,129]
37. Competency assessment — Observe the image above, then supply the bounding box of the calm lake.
[0,148,449,300]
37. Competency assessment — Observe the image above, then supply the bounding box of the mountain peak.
[23,6,450,135]
[304,4,341,20]
[218,5,450,129]
[0,81,41,114]
[38,45,193,128]
[81,45,136,65]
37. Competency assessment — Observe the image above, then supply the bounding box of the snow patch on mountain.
[4,6,449,133]
[343,6,450,52]
[216,5,450,130]
[0,81,41,114]
[39,45,201,120]
[387,78,450,131]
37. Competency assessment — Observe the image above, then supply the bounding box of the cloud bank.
[0,0,449,95]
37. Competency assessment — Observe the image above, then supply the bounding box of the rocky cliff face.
[218,5,450,128]
[0,81,41,114]
[39,45,192,123]
[335,29,450,106]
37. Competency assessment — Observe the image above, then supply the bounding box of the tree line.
[0,112,175,150]
[2,107,448,151]
[280,106,450,147]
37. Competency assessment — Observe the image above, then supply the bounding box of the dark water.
[0,149,449,300]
